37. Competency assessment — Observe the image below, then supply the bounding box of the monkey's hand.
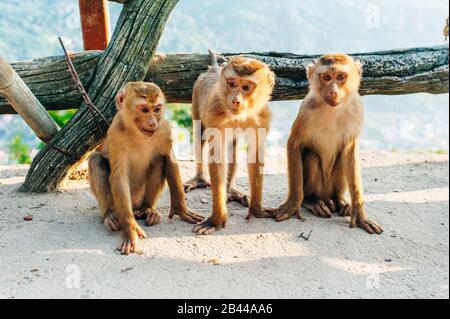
[267,202,304,222]
[246,205,273,220]
[193,216,226,235]
[117,222,147,255]
[350,207,383,235]
[169,207,205,224]
[352,217,383,235]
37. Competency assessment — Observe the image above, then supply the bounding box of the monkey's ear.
[355,60,363,75]
[115,90,126,110]
[306,62,316,81]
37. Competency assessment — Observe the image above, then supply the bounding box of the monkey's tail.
[208,49,219,68]
[208,49,227,74]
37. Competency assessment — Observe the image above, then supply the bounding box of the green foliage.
[8,135,32,164]
[167,104,192,133]
[48,109,77,127]
[33,110,78,151]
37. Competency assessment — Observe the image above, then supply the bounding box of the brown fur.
[318,53,351,66]
[185,56,276,235]
[270,53,382,235]
[230,56,267,76]
[88,82,204,255]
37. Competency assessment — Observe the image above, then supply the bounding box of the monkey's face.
[318,71,349,107]
[221,58,275,115]
[116,82,166,137]
[131,97,165,137]
[225,77,257,114]
[308,54,362,108]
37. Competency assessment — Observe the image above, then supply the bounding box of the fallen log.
[1,51,99,114]
[1,45,448,114]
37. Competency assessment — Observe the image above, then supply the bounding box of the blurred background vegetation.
[9,135,32,164]
[0,0,448,164]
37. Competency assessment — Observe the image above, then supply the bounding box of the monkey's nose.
[147,122,158,131]
[232,99,241,108]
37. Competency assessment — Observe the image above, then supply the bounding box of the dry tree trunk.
[1,46,448,114]
[20,0,179,193]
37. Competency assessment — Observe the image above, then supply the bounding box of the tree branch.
[1,46,447,114]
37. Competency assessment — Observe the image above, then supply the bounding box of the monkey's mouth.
[325,99,340,107]
[141,128,157,136]
[229,107,244,115]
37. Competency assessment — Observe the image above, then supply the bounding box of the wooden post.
[79,0,111,50]
[0,55,59,143]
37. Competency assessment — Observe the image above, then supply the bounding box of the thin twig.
[58,37,110,128]
[299,230,313,241]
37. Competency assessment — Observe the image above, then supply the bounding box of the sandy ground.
[0,150,448,299]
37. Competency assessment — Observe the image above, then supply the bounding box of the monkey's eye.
[228,80,238,89]
[322,74,332,82]
[153,104,163,113]
[141,107,150,114]
[337,74,347,82]
[241,82,255,93]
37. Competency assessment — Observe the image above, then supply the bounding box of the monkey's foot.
[133,209,147,219]
[303,198,333,218]
[227,188,250,207]
[352,218,383,235]
[267,203,304,222]
[184,176,211,193]
[169,207,205,224]
[333,199,351,217]
[134,209,160,226]
[246,206,273,220]
[193,218,225,235]
[104,213,121,232]
[141,208,162,227]
[117,224,147,255]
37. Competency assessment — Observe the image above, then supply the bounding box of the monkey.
[269,53,383,235]
[88,82,204,255]
[184,51,276,235]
